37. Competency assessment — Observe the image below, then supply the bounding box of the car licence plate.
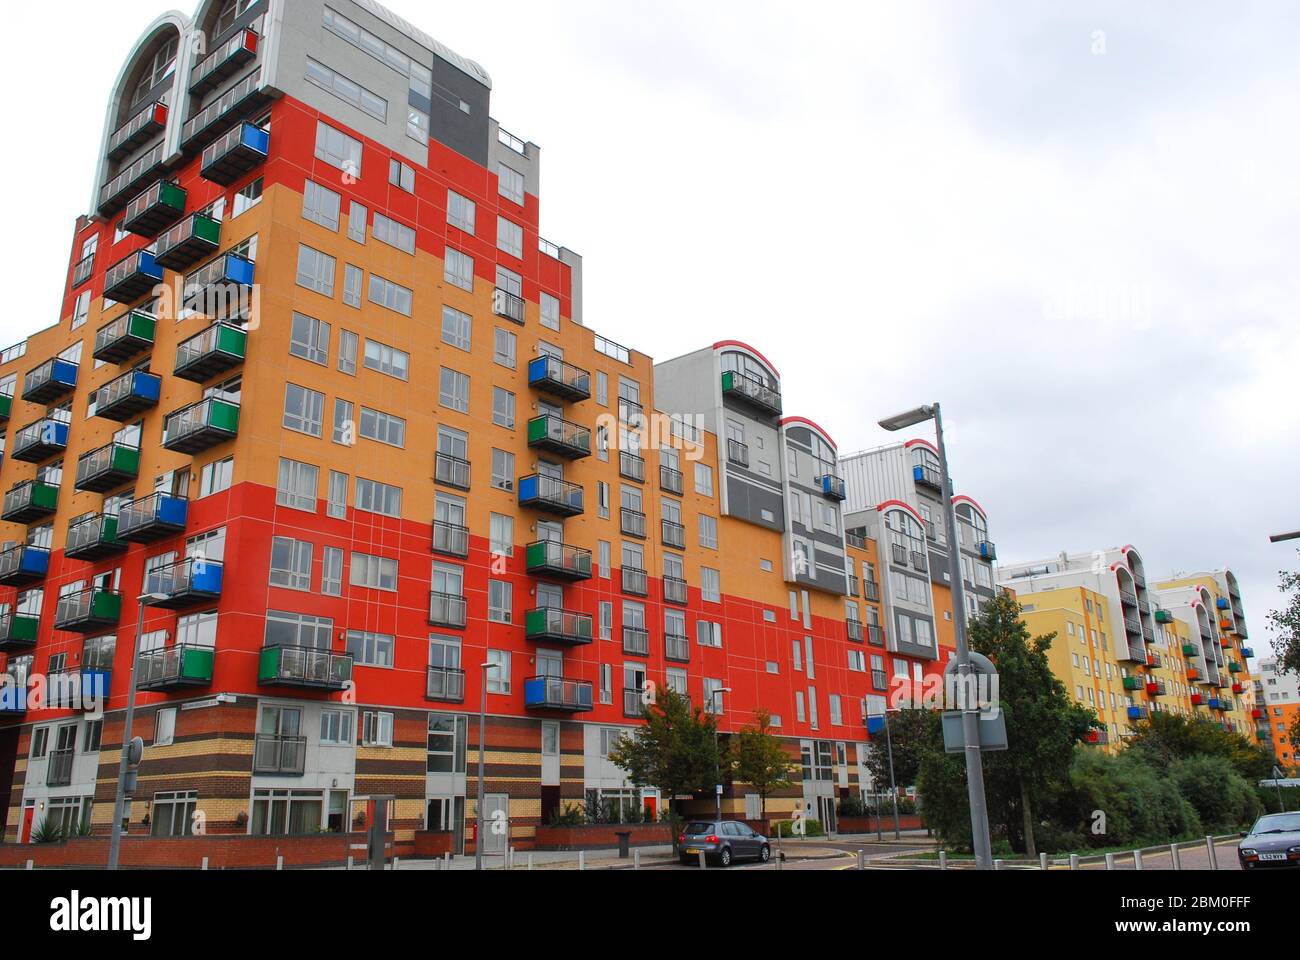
[1259,852,1287,862]
[685,848,703,855]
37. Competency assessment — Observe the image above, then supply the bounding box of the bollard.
[698,850,707,870]
[528,853,535,871]
[347,856,354,871]
[578,851,586,872]
[634,849,641,871]
[277,855,284,871]
[1205,837,1218,871]
[1105,854,1116,871]
[993,859,1004,871]
[444,853,451,869]
[393,857,400,871]
[1040,853,1049,871]
[1170,844,1181,871]
[1069,854,1080,871]
[858,850,866,871]
[1133,850,1143,871]
[202,857,209,871]
[939,851,948,871]
[25,860,33,871]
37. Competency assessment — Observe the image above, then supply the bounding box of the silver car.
[1238,812,1300,871]
[678,820,772,867]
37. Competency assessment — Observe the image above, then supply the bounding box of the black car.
[678,820,772,867]
[1238,812,1300,870]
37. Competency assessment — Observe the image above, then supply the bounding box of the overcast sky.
[2,1,1295,653]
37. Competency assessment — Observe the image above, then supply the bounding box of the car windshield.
[684,822,716,835]
[1252,814,1300,834]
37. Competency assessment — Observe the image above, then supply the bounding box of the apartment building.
[0,0,937,853]
[1255,659,1298,770]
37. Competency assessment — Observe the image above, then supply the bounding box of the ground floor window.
[44,796,92,836]
[151,791,198,837]
[251,789,323,835]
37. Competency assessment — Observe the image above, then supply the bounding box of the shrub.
[548,803,586,827]
[838,796,869,818]
[1062,750,1201,849]
[1168,756,1262,833]
[31,818,66,845]
[771,818,824,838]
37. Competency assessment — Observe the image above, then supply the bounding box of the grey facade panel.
[726,475,785,532]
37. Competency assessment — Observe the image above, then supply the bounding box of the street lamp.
[1271,531,1300,544]
[709,687,732,821]
[879,402,994,870]
[107,590,170,871]
[475,661,501,872]
[867,711,903,840]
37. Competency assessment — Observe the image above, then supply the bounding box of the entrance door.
[20,802,34,844]
[427,796,466,855]
[817,795,838,835]
[481,793,509,855]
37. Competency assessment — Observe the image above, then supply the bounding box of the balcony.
[864,580,881,602]
[662,519,686,549]
[94,370,162,422]
[1233,683,1245,694]
[1182,643,1198,657]
[726,439,750,468]
[819,474,847,502]
[1228,662,1243,674]
[122,180,187,237]
[22,358,79,406]
[75,442,140,494]
[911,551,928,573]
[910,467,943,493]
[155,213,222,272]
[427,666,466,703]
[72,252,96,289]
[528,356,591,402]
[1120,589,1139,609]
[53,588,122,634]
[162,398,240,454]
[11,419,70,463]
[666,633,690,663]
[1209,699,1228,713]
[621,508,647,539]
[1155,609,1174,625]
[103,250,164,304]
[619,398,644,426]
[1216,597,1230,612]
[117,493,189,544]
[867,625,885,646]
[99,143,168,216]
[201,121,270,186]
[1085,729,1110,746]
[977,541,998,563]
[434,453,471,491]
[721,370,782,418]
[0,393,10,424]
[1127,706,1147,722]
[493,287,525,324]
[524,676,594,713]
[660,465,684,495]
[428,592,468,630]
[519,475,584,518]
[47,748,74,788]
[94,311,157,365]
[2,480,59,524]
[137,644,214,692]
[191,28,260,96]
[0,611,39,650]
[107,100,167,161]
[181,69,272,151]
[144,558,224,609]
[1145,680,1166,697]
[0,544,50,589]
[1122,676,1142,691]
[623,627,650,658]
[619,451,646,483]
[253,735,307,776]
[525,607,593,647]
[1124,617,1142,637]
[1242,646,1255,659]
[525,541,592,583]
[847,619,864,643]
[182,253,255,320]
[258,646,352,692]
[527,415,591,460]
[47,670,111,711]
[431,520,470,559]
[174,322,247,383]
[1191,693,1204,706]
[622,567,649,597]
[664,576,688,606]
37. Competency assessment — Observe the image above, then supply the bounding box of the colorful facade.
[1256,658,1299,772]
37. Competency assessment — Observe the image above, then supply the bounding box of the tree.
[730,710,798,823]
[1127,711,1274,784]
[965,592,1096,858]
[864,708,940,796]
[1268,552,1300,677]
[608,686,722,850]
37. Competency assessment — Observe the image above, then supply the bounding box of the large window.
[290,313,330,365]
[374,213,415,254]
[270,537,313,591]
[440,368,470,413]
[442,306,471,351]
[363,340,409,380]
[306,57,387,121]
[427,714,468,773]
[276,459,318,512]
[296,245,336,297]
[498,163,525,204]
[302,180,342,231]
[448,192,476,233]
[151,791,197,837]
[283,384,325,437]
[315,121,363,175]
[264,610,333,649]
[347,631,394,668]
[351,553,398,591]
[497,217,524,258]
[356,477,402,517]
[359,407,406,448]
[445,248,474,291]
[368,275,412,316]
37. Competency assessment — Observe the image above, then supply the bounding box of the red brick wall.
[0,832,388,870]
[533,824,672,851]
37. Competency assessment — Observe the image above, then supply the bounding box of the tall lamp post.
[475,661,501,872]
[107,591,169,871]
[880,402,993,871]
[1271,531,1300,544]
[709,687,732,822]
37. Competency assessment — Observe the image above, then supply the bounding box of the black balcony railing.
[427,667,466,703]
[660,465,684,495]
[429,592,468,629]
[721,370,782,417]
[253,735,307,776]
[493,287,525,324]
[46,748,74,788]
[666,633,690,663]
[621,508,646,539]
[434,453,471,490]
[864,581,881,602]
[726,439,750,468]
[662,520,686,549]
[847,620,864,643]
[664,576,689,606]
[623,627,650,658]
[624,688,647,718]
[867,625,885,646]
[619,451,646,483]
[622,567,649,597]
[431,520,470,558]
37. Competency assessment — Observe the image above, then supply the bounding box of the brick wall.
[0,832,388,870]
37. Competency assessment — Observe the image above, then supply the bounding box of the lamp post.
[475,661,501,872]
[867,711,902,840]
[107,591,169,871]
[1271,531,1300,544]
[880,402,993,870]
[709,687,732,822]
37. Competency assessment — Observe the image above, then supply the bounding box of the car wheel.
[719,847,732,868]
[759,844,771,863]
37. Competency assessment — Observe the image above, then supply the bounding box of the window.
[264,610,332,649]
[486,649,511,693]
[233,178,263,217]
[596,372,609,406]
[355,477,402,517]
[270,537,313,591]
[373,212,415,253]
[698,515,719,550]
[703,679,726,715]
[488,581,512,624]
[491,450,515,491]
[695,463,714,497]
[320,710,354,745]
[442,306,472,350]
[72,291,90,330]
[155,707,177,747]
[283,384,325,437]
[599,602,613,641]
[290,313,329,365]
[389,158,415,192]
[358,407,406,448]
[701,568,721,603]
[276,459,318,512]
[498,163,525,204]
[540,293,561,331]
[494,328,517,369]
[445,248,474,291]
[497,217,524,258]
[347,631,395,668]
[333,398,354,445]
[350,553,398,591]
[362,711,394,747]
[440,368,470,413]
[363,340,410,380]
[296,245,336,297]
[368,275,413,315]
[199,458,233,498]
[492,388,516,429]
[327,471,348,519]
[347,201,367,242]
[343,264,363,307]
[697,621,722,648]
[490,514,514,557]
[322,547,344,596]
[306,58,387,121]
[338,331,359,375]
[302,180,342,230]
[448,191,476,233]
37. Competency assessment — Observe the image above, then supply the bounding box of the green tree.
[730,710,798,824]
[1269,553,1300,677]
[1167,755,1262,832]
[864,708,940,795]
[609,686,722,850]
[1127,711,1274,783]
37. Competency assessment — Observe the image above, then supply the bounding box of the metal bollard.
[1104,854,1116,871]
[202,857,209,871]
[1206,837,1218,871]
[1040,853,1049,871]
[1133,850,1143,871]
[993,859,1004,871]
[939,851,948,871]
[1069,854,1080,871]
[444,853,451,869]
[858,850,866,870]
[698,850,707,870]
[347,856,354,871]
[277,855,284,871]
[25,860,33,870]
[528,853,535,871]
[392,857,400,871]
[634,849,641,871]
[578,851,586,871]
[1171,844,1181,871]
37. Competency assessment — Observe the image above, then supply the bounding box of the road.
[650,837,936,871]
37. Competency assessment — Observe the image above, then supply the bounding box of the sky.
[0,1,1295,653]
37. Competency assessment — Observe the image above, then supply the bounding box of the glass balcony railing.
[155,213,222,272]
[663,576,688,606]
[75,442,141,494]
[620,508,646,539]
[519,475,584,517]
[190,28,260,96]
[819,474,847,501]
[137,644,215,692]
[429,592,468,629]
[253,735,307,776]
[426,666,466,703]
[93,369,163,423]
[2,480,59,524]
[524,608,593,646]
[12,419,70,463]
[201,121,269,186]
[181,70,270,150]
[527,355,591,402]
[434,453,471,490]
[622,567,648,597]
[527,415,591,459]
[431,520,470,559]
[117,492,189,544]
[94,311,157,365]
[665,633,690,663]
[913,464,943,490]
[623,626,650,658]
[174,322,247,383]
[122,180,187,237]
[53,588,123,634]
[22,358,79,405]
[0,544,50,588]
[524,676,594,713]
[104,249,165,304]
[181,254,255,321]
[162,398,240,455]
[493,287,525,324]
[258,646,352,691]
[525,541,592,582]
[660,465,684,495]
[721,370,782,418]
[143,557,224,609]
[0,611,40,649]
[662,520,686,549]
[107,100,167,160]
[99,143,168,216]
[66,514,128,562]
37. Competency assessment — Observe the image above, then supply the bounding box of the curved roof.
[352,0,492,88]
[712,340,780,379]
[780,416,836,451]
[877,500,925,526]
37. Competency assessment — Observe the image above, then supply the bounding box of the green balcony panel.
[154,213,222,272]
[0,613,40,649]
[163,398,240,455]
[75,443,141,494]
[137,645,214,691]
[122,180,187,237]
[93,311,157,364]
[527,415,592,460]
[0,394,11,423]
[2,481,59,524]
[174,322,247,383]
[65,514,128,562]
[525,541,593,582]
[54,589,123,634]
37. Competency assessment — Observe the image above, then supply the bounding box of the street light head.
[879,405,936,432]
